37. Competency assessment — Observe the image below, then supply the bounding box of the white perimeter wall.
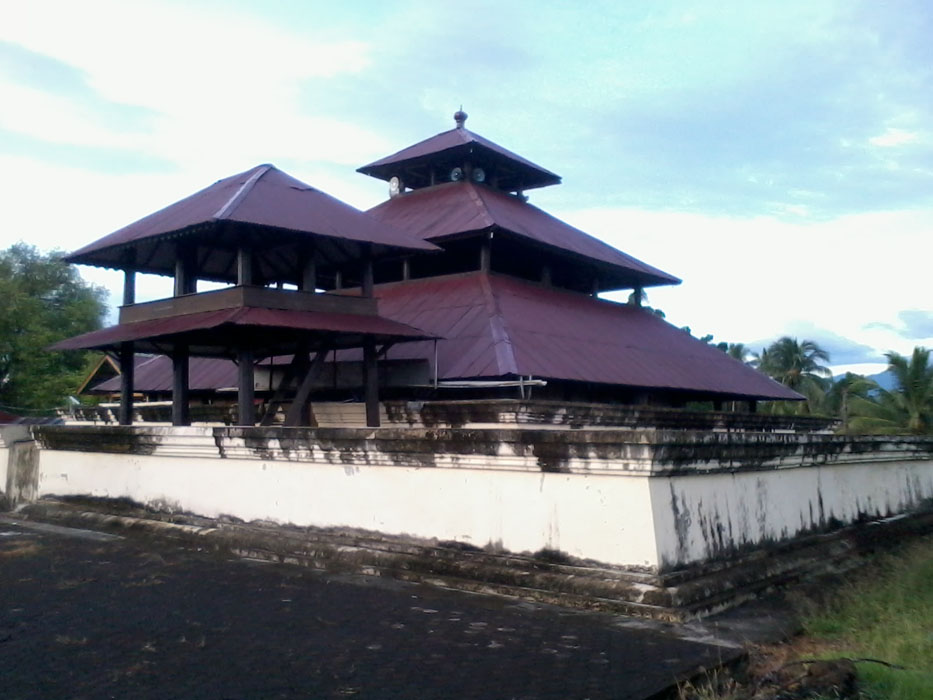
[651,460,933,569]
[36,449,660,568]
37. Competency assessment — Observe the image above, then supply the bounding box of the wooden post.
[174,243,196,296]
[361,246,374,298]
[402,258,410,281]
[118,342,134,426]
[334,270,343,290]
[301,257,317,292]
[480,239,491,272]
[237,246,253,286]
[171,345,190,426]
[363,338,380,427]
[634,286,643,307]
[237,348,255,426]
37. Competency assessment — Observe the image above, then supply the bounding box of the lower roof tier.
[357,271,801,401]
[52,306,433,358]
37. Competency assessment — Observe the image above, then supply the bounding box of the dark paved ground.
[0,517,738,700]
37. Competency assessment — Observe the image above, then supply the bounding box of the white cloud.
[869,128,919,148]
[558,206,931,361]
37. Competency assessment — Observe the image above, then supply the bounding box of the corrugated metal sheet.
[368,182,680,288]
[65,165,438,275]
[52,306,433,355]
[91,356,238,393]
[357,126,561,190]
[370,272,801,400]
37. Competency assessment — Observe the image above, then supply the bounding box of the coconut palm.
[755,337,832,415]
[849,347,933,435]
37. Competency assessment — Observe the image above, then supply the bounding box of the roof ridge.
[213,164,273,220]
[478,272,519,376]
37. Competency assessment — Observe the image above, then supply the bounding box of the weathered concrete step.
[14,499,933,622]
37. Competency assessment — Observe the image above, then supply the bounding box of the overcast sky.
[1,0,930,374]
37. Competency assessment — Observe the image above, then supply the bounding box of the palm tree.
[726,343,752,364]
[825,372,879,433]
[755,337,832,414]
[849,347,933,435]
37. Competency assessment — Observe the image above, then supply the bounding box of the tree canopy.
[0,243,107,412]
[848,348,933,435]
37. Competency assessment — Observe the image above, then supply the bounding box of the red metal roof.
[65,164,438,276]
[368,182,680,288]
[367,272,801,401]
[52,306,434,357]
[91,355,238,393]
[357,126,561,191]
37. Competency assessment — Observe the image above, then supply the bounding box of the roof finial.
[454,106,468,129]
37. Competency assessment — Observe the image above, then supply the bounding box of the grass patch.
[679,535,933,699]
[801,535,933,699]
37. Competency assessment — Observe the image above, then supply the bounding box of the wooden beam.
[283,348,330,426]
[172,346,190,426]
[260,342,311,426]
[118,342,134,426]
[237,348,255,426]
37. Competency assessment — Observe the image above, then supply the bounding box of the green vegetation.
[699,331,933,435]
[0,243,107,412]
[679,537,933,700]
[802,537,933,699]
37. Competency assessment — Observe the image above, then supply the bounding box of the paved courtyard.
[0,516,738,699]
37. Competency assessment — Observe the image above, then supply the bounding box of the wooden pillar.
[171,345,190,426]
[174,243,196,296]
[118,342,134,426]
[401,258,410,281]
[237,348,255,426]
[121,248,137,306]
[479,238,491,272]
[334,270,343,290]
[634,286,644,307]
[361,246,374,298]
[363,338,379,428]
[237,246,253,286]
[301,258,316,292]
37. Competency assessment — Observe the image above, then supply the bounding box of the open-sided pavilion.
[53,165,437,427]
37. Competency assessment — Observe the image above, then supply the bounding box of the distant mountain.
[865,370,897,391]
[832,369,897,391]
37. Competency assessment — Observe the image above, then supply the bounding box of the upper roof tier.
[65,164,438,280]
[368,180,680,289]
[357,110,561,193]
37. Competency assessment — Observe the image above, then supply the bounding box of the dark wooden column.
[123,269,136,306]
[237,348,255,426]
[237,245,253,286]
[174,243,196,296]
[363,338,379,428]
[301,257,317,292]
[118,342,135,426]
[361,245,374,298]
[480,236,491,272]
[171,345,190,426]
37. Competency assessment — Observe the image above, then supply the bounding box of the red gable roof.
[368,182,680,289]
[367,272,801,401]
[65,164,438,277]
